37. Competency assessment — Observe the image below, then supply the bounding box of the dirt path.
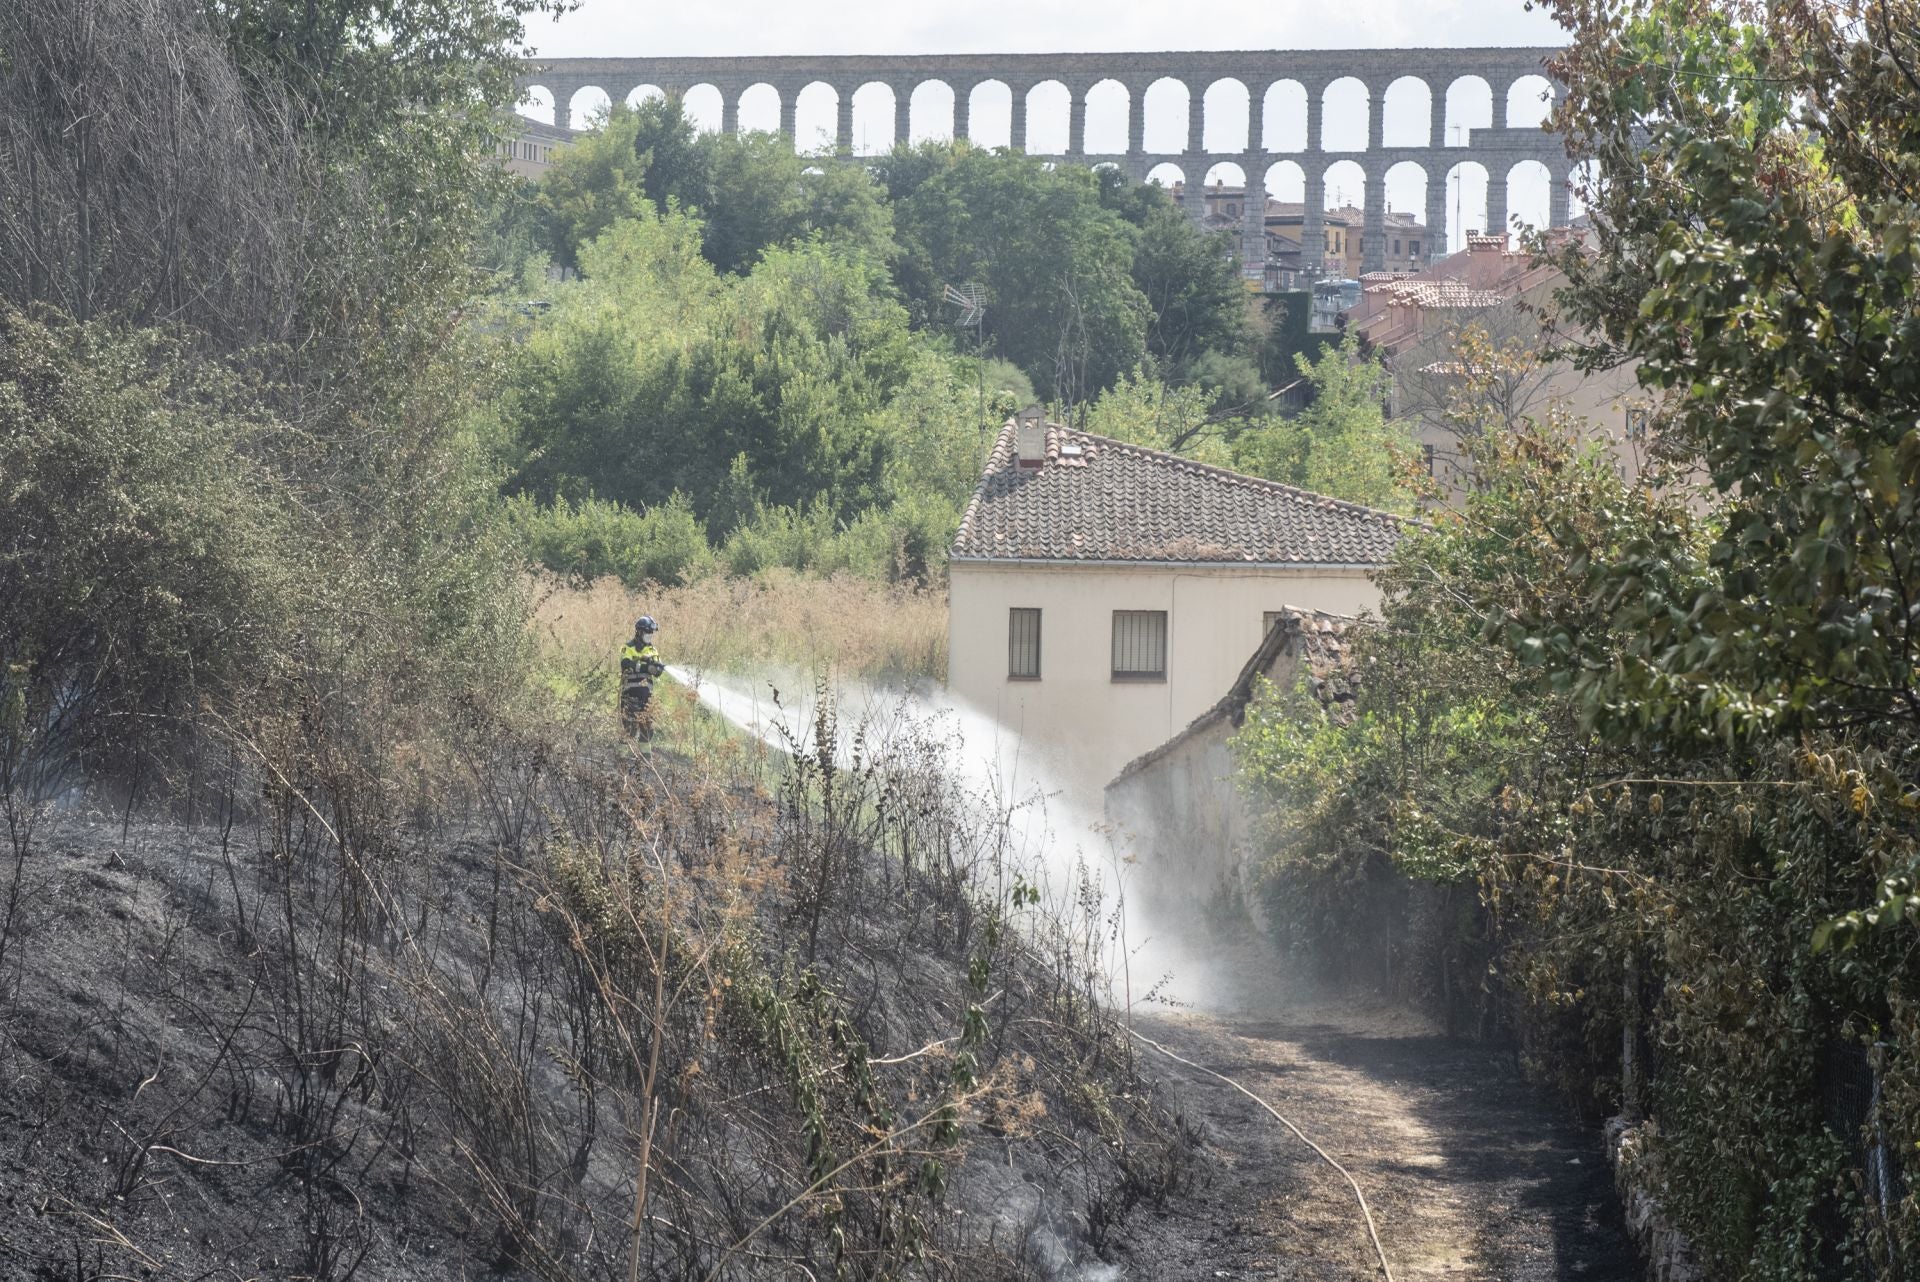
[1106,982,1635,1281]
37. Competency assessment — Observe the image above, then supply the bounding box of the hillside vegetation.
[488,98,1427,591]
[1232,3,1920,1275]
[0,1,1195,1278]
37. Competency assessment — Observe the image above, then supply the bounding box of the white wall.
[948,560,1379,796]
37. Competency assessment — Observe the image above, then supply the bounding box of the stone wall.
[1606,1117,1703,1282]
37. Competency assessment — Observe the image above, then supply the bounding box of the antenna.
[942,281,986,330]
[942,282,991,461]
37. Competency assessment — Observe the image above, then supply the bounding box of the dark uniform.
[620,623,665,736]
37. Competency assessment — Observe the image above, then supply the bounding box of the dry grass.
[531,571,949,694]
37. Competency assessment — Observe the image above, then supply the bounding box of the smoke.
[664,663,1233,1011]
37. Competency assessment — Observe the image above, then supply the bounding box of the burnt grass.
[0,750,1632,1282]
[0,758,1202,1282]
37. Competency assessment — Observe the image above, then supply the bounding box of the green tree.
[501,215,921,528]
[536,98,894,276]
[1127,199,1254,382]
[699,132,895,275]
[1080,369,1238,468]
[1231,332,1420,510]
[889,144,1149,403]
[535,106,659,270]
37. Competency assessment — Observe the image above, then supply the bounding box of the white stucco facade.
[947,559,1380,794]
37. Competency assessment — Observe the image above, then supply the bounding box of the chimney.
[1015,405,1047,468]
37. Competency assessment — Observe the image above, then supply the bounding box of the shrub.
[719,494,958,585]
[509,492,714,587]
[0,312,300,779]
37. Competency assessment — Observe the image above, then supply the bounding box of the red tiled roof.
[951,420,1406,566]
[1390,282,1508,309]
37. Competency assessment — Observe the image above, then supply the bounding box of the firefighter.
[619,616,665,737]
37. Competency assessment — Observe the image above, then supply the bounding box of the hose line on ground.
[1127,1026,1396,1282]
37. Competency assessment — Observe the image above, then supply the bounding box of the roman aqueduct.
[518,48,1573,275]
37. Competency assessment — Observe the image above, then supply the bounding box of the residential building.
[1346,231,1653,495]
[1183,184,1430,289]
[497,115,577,178]
[947,409,1404,793]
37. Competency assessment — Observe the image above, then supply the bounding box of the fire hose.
[1127,1026,1396,1282]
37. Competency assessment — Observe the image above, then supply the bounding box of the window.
[1626,407,1650,441]
[1263,610,1289,635]
[1393,238,1401,254]
[1423,443,1437,475]
[1111,611,1168,681]
[1410,239,1421,256]
[1008,608,1042,680]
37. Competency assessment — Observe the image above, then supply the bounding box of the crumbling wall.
[1106,722,1251,916]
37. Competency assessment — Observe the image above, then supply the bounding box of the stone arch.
[625,84,665,110]
[1084,79,1129,154]
[793,82,838,153]
[1205,160,1249,214]
[1568,158,1600,221]
[1203,78,1251,153]
[1263,159,1305,205]
[850,82,896,155]
[1506,74,1555,129]
[1321,77,1370,152]
[909,80,955,143]
[1142,78,1191,154]
[1505,159,1552,232]
[1384,160,1429,219]
[1381,76,1432,148]
[1145,161,1187,192]
[738,83,780,133]
[1444,75,1493,146]
[683,83,724,134]
[1323,159,1366,210]
[1320,160,1366,267]
[1444,160,1490,251]
[519,84,555,126]
[1385,161,1431,266]
[967,80,1013,148]
[1025,80,1071,154]
[1262,80,1308,152]
[568,85,612,128]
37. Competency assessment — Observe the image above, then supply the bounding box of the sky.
[524,0,1568,60]
[518,0,1574,252]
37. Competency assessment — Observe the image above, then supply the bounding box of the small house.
[947,411,1404,791]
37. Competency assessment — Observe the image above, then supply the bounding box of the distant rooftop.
[952,419,1407,567]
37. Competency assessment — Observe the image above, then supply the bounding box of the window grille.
[1111,611,1167,680]
[1008,608,1041,679]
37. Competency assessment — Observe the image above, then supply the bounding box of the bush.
[0,312,300,780]
[719,494,958,584]
[509,492,714,587]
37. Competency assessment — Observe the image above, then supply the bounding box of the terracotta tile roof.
[1390,282,1508,309]
[952,420,1407,566]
